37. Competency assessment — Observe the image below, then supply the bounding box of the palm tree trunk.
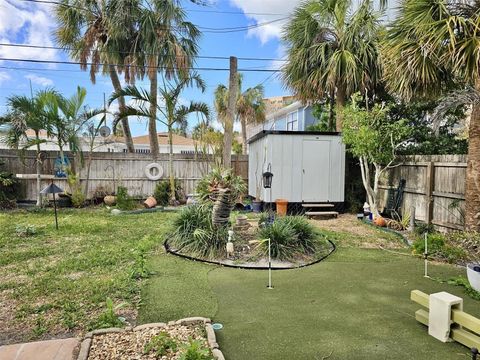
[223,57,238,168]
[109,66,135,153]
[149,71,160,159]
[35,132,42,207]
[335,85,346,132]
[465,100,480,230]
[168,125,176,203]
[241,117,247,155]
[328,89,335,131]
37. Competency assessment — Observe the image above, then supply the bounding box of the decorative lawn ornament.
[40,182,64,230]
[226,230,234,258]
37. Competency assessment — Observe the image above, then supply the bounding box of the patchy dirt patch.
[310,214,407,249]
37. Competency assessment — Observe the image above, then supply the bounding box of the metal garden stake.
[267,238,273,289]
[424,232,429,278]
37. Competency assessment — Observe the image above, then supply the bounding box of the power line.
[15,0,288,33]
[18,0,288,16]
[0,43,288,62]
[0,57,282,72]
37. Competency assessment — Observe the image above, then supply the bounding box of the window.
[286,111,298,131]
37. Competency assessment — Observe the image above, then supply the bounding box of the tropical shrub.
[257,216,318,260]
[116,186,136,210]
[154,179,182,206]
[0,160,17,209]
[67,170,85,208]
[196,167,246,203]
[170,203,228,258]
[412,231,480,265]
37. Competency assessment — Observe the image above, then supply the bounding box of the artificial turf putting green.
[207,248,480,360]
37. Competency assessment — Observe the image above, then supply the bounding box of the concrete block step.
[305,211,339,217]
[302,203,335,208]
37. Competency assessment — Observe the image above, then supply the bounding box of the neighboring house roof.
[131,133,196,146]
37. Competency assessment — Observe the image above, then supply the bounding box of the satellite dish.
[99,126,111,138]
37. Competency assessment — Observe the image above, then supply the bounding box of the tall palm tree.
[136,0,200,159]
[237,82,266,154]
[55,0,138,153]
[111,72,209,202]
[0,93,51,206]
[282,0,382,131]
[382,0,480,230]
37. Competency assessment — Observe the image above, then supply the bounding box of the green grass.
[0,208,176,343]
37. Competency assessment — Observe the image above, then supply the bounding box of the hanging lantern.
[262,164,273,189]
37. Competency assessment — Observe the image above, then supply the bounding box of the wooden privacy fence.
[377,155,467,231]
[0,149,248,201]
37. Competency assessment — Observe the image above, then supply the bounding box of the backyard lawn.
[1,210,479,359]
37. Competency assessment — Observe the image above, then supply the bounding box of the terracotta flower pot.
[104,195,116,206]
[144,196,157,209]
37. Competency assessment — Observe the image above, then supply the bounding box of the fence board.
[378,155,466,231]
[0,149,248,201]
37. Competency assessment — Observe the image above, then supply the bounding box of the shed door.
[301,140,330,201]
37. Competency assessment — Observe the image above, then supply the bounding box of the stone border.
[77,317,224,360]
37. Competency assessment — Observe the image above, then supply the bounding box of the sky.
[0,0,395,136]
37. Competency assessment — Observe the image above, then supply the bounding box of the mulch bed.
[87,324,210,360]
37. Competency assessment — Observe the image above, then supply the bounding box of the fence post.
[425,161,435,225]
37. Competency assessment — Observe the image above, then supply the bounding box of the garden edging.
[76,317,225,360]
[164,238,337,270]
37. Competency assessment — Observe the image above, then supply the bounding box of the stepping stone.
[0,338,79,360]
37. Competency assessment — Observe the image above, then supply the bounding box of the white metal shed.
[248,131,345,206]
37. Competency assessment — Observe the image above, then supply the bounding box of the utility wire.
[18,0,288,16]
[0,43,288,62]
[14,0,288,33]
[0,57,282,72]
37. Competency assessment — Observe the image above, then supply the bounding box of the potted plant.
[467,257,480,292]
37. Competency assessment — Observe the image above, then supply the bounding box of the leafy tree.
[342,95,411,217]
[282,0,383,131]
[55,0,137,152]
[111,73,209,202]
[382,0,480,229]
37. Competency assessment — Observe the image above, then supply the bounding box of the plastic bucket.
[276,199,288,216]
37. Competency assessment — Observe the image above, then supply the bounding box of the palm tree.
[237,81,266,154]
[136,0,200,159]
[111,72,209,202]
[382,0,480,230]
[282,0,382,131]
[0,93,51,206]
[55,0,137,153]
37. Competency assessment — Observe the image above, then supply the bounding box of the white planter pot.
[466,263,480,292]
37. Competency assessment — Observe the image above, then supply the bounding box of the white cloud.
[229,0,299,44]
[25,74,53,87]
[0,1,59,63]
[0,71,11,84]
